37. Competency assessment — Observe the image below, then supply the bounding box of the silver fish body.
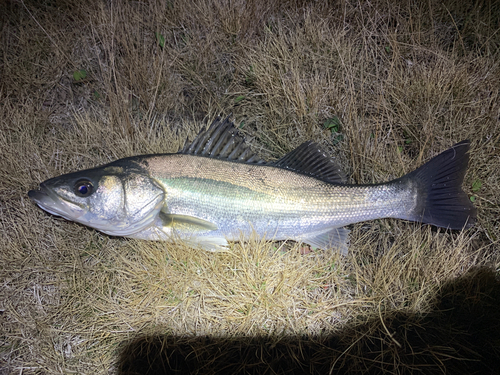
[134,154,413,248]
[29,118,476,254]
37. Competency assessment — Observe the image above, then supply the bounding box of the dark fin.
[159,212,218,231]
[298,227,350,255]
[179,116,265,164]
[271,141,347,184]
[402,140,476,229]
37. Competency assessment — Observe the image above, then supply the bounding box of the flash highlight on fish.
[28,117,476,254]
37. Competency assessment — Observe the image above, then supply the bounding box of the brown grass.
[1,0,499,373]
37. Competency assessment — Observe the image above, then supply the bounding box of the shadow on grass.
[117,267,500,375]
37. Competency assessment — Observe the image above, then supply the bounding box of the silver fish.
[29,117,476,254]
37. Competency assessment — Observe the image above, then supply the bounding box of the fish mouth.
[28,184,85,220]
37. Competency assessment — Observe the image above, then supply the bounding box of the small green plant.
[397,135,412,153]
[323,116,343,144]
[472,179,482,192]
[470,179,482,202]
[73,69,87,82]
[155,32,165,49]
[324,116,341,133]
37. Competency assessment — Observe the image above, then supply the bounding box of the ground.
[0,0,499,374]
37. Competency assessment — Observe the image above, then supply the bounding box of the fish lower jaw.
[35,201,86,221]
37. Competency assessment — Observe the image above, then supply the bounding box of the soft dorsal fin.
[178,116,265,164]
[271,141,347,184]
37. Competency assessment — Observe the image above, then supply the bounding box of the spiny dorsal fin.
[179,116,265,164]
[271,141,347,184]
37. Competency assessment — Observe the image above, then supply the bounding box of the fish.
[28,117,476,254]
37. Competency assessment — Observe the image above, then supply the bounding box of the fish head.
[28,162,165,237]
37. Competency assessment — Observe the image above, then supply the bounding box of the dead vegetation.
[0,0,499,373]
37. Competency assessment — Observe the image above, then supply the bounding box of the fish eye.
[74,180,94,197]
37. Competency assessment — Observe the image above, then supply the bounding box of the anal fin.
[298,227,350,255]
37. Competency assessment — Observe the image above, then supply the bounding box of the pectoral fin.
[298,227,350,255]
[158,212,227,251]
[159,212,218,232]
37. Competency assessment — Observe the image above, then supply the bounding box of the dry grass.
[1,0,499,374]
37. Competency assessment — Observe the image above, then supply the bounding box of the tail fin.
[402,140,476,229]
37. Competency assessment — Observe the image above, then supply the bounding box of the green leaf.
[324,116,341,133]
[472,179,482,192]
[331,134,344,145]
[73,69,87,81]
[385,46,392,53]
[155,32,165,49]
[470,196,476,202]
[234,95,245,103]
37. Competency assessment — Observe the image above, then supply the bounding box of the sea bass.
[28,117,476,254]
